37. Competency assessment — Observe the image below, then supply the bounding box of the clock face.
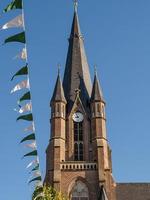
[72,112,84,122]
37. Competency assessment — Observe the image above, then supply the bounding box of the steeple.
[91,70,104,102]
[46,3,116,199]
[63,2,92,112]
[51,72,66,104]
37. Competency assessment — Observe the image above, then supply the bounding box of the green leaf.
[11,65,28,81]
[20,133,35,143]
[19,91,31,102]
[23,150,37,158]
[29,176,42,184]
[5,32,25,44]
[17,113,33,121]
[3,0,22,13]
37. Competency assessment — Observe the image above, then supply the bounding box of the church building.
[45,2,150,200]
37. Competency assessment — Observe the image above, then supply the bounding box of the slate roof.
[91,72,104,102]
[116,183,150,200]
[63,7,92,112]
[51,74,66,104]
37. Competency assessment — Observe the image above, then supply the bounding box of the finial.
[57,63,61,75]
[74,0,78,12]
[94,64,97,76]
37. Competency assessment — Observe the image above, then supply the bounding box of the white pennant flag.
[35,181,43,187]
[25,141,37,149]
[14,48,27,60]
[19,102,32,114]
[24,123,35,132]
[34,171,41,177]
[1,15,23,30]
[11,79,30,94]
[26,158,39,169]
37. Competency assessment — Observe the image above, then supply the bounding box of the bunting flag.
[24,123,35,132]
[23,150,37,158]
[3,0,22,13]
[28,176,42,184]
[26,159,39,169]
[17,113,33,121]
[11,65,28,81]
[15,48,27,60]
[2,0,43,189]
[25,141,37,149]
[20,133,35,143]
[19,91,31,102]
[1,15,23,30]
[33,171,41,177]
[31,164,39,172]
[18,102,32,114]
[11,79,29,93]
[5,31,26,44]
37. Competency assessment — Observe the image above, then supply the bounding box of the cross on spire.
[74,0,78,12]
[94,64,97,76]
[57,63,61,75]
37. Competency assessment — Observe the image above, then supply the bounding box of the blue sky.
[1,0,150,199]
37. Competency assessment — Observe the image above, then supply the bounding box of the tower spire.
[51,65,66,104]
[63,2,92,112]
[91,68,104,102]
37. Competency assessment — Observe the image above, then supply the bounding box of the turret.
[90,72,115,199]
[46,72,66,190]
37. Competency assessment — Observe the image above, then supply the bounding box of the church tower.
[45,2,116,199]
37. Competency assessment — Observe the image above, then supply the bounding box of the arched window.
[62,105,65,117]
[70,181,89,200]
[97,103,100,113]
[74,121,83,161]
[57,104,60,113]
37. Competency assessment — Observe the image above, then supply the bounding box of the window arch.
[74,121,83,161]
[56,103,60,114]
[97,103,100,113]
[70,181,89,200]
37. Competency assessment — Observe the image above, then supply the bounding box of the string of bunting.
[1,0,43,190]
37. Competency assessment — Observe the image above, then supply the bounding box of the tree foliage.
[32,185,68,200]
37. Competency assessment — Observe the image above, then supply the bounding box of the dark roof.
[51,74,66,104]
[99,186,108,200]
[91,73,104,102]
[63,8,92,112]
[116,183,150,200]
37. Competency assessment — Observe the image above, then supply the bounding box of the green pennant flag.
[24,150,37,158]
[20,133,35,143]
[17,113,33,121]
[5,32,25,44]
[19,91,31,102]
[31,164,39,172]
[28,176,42,184]
[11,65,28,81]
[3,0,22,13]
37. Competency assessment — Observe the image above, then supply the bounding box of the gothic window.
[62,105,65,117]
[102,105,105,118]
[97,103,100,113]
[71,181,89,200]
[74,122,83,161]
[57,104,60,113]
